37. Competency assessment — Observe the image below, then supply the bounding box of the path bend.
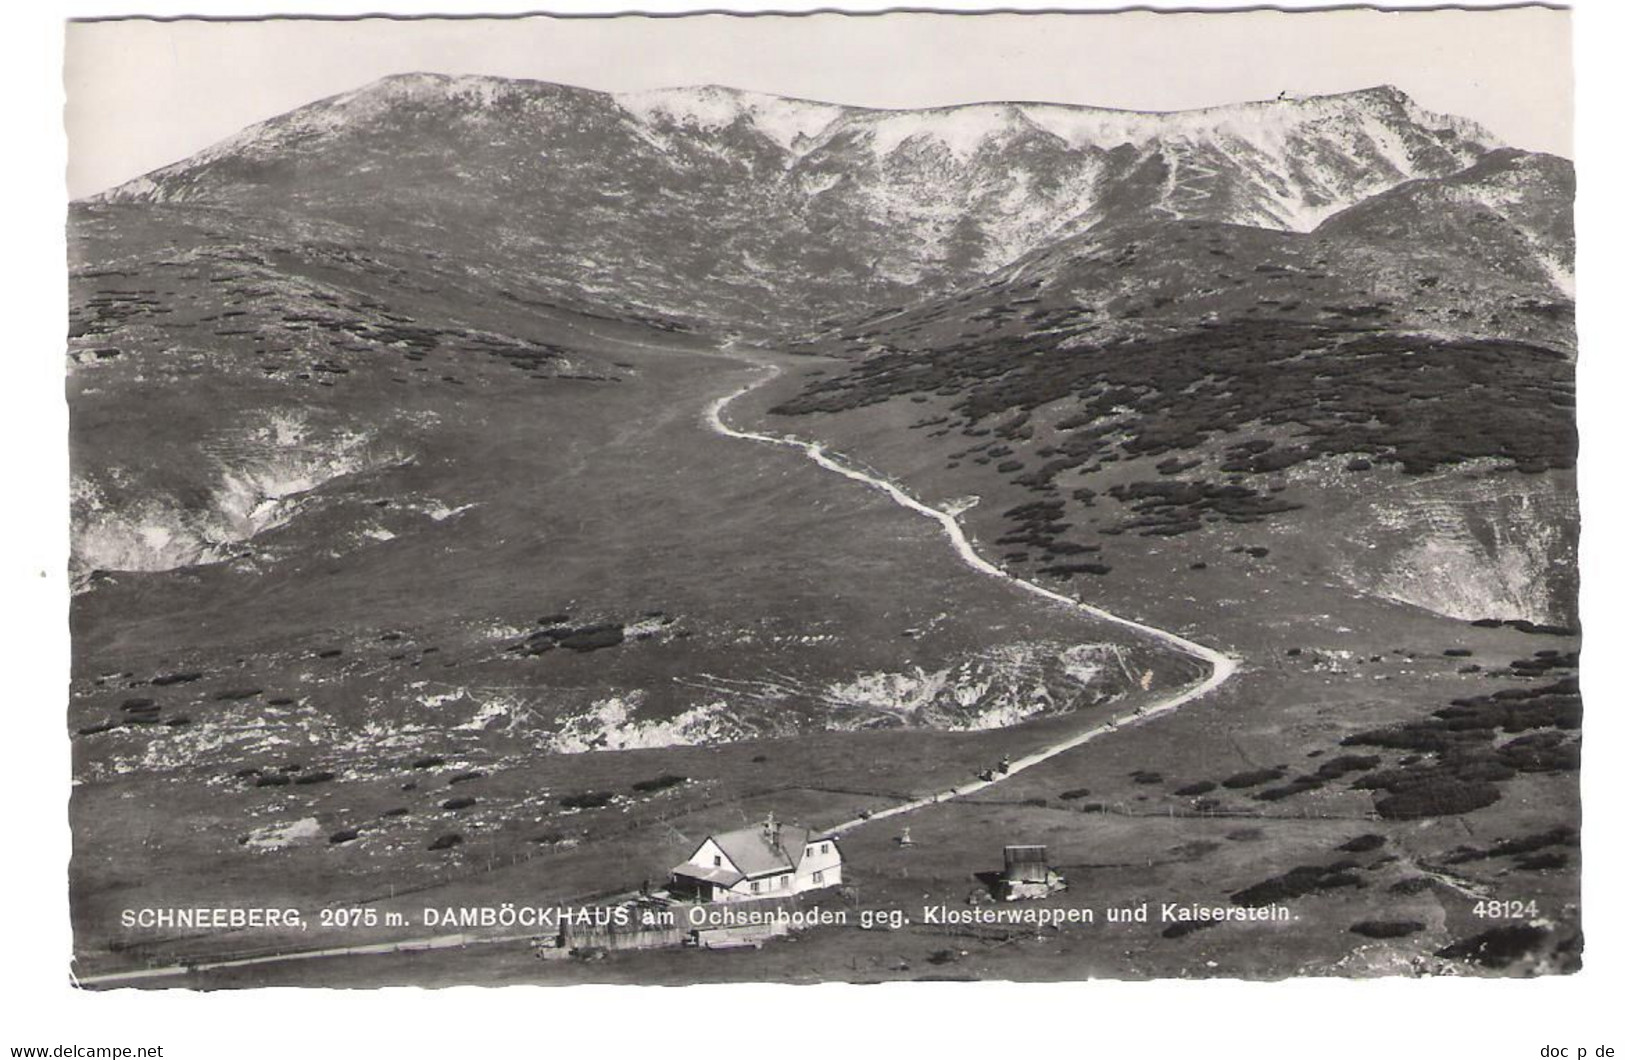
[704,359,1240,833]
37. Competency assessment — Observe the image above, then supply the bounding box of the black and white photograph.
[7,0,1623,1051]
[57,1,1586,988]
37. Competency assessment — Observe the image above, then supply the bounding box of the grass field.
[69,209,1203,979]
[68,203,1579,985]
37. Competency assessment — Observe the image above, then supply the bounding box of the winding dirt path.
[704,360,1240,833]
[77,351,1240,989]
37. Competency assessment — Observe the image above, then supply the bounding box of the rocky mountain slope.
[70,72,1581,982]
[77,72,1578,623]
[96,73,1500,335]
[1317,147,1576,296]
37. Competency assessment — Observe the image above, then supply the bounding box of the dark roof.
[707,822,813,879]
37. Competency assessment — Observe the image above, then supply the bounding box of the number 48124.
[1473,899,1539,919]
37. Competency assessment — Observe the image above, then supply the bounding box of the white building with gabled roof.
[668,815,842,903]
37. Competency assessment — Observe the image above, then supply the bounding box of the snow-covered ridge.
[104,74,1496,195]
[609,81,1497,163]
[1018,85,1492,147]
[614,84,847,153]
[596,80,1499,237]
[88,72,1518,288]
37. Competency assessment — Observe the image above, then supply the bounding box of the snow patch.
[546,692,747,753]
[456,694,516,732]
[244,817,323,850]
[72,412,403,581]
[861,105,1025,161]
[822,641,1112,731]
[425,501,475,522]
[615,86,845,154]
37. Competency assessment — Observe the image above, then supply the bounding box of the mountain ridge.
[96,75,1507,197]
[92,73,1517,335]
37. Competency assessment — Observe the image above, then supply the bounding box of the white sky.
[65,5,1572,199]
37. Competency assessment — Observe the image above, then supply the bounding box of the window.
[750,880,761,893]
[820,843,830,854]
[713,855,721,867]
[813,871,824,885]
[779,875,788,889]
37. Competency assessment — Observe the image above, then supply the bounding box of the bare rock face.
[1330,472,1579,627]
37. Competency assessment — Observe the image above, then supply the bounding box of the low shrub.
[1231,862,1362,907]
[1162,917,1219,939]
[559,625,626,652]
[1037,562,1112,578]
[1222,768,1285,789]
[427,833,463,851]
[631,774,688,793]
[1254,777,1322,801]
[560,791,615,810]
[1350,920,1425,939]
[1497,731,1580,774]
[1374,779,1500,820]
[1446,825,1577,865]
[1315,755,1381,780]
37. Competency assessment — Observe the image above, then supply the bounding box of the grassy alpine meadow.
[69,210,1200,978]
[65,49,1579,986]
